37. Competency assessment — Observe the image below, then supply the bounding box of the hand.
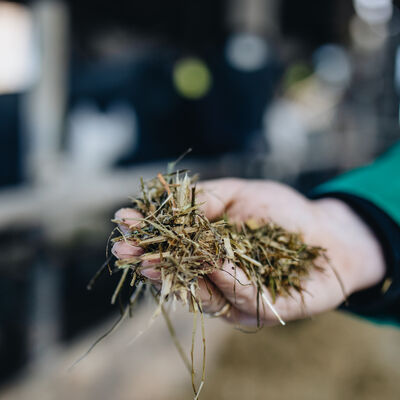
[112,179,385,326]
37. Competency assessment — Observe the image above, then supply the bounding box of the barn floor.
[1,299,399,400]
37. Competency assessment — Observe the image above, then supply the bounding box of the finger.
[196,178,244,220]
[114,208,143,234]
[112,208,145,259]
[140,259,162,281]
[196,277,230,315]
[208,260,296,324]
[197,280,277,326]
[140,265,236,317]
[208,260,258,311]
[222,307,269,327]
[135,260,162,291]
[111,241,144,259]
[139,265,226,311]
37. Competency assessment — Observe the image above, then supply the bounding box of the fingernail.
[111,245,119,258]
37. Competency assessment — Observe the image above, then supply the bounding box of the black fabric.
[314,192,400,324]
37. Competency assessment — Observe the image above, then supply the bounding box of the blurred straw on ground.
[1,308,400,400]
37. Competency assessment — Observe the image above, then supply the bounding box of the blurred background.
[0,0,400,399]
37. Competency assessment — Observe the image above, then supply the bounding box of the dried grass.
[103,168,326,397]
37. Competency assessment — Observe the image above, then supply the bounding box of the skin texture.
[112,179,386,326]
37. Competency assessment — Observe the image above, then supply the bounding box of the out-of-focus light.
[263,99,308,178]
[0,1,37,94]
[67,101,137,174]
[225,33,268,72]
[350,15,388,51]
[353,0,393,25]
[173,57,212,100]
[313,44,352,87]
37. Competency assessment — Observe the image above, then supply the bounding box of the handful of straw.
[111,169,324,310]
[104,169,325,396]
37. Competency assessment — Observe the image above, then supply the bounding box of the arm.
[313,143,400,324]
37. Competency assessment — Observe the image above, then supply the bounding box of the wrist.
[314,197,386,294]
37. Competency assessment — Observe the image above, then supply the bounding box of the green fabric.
[314,142,400,225]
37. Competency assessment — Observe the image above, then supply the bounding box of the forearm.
[314,194,400,324]
[312,143,400,324]
[314,197,386,295]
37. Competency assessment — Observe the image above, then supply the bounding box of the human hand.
[112,179,385,326]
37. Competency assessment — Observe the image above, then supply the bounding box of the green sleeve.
[314,142,400,224]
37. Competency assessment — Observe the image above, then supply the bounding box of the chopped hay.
[111,170,324,315]
[74,164,328,397]
[105,169,326,397]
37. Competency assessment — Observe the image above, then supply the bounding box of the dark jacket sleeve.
[312,143,400,325]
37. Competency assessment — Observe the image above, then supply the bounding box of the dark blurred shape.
[58,229,128,341]
[66,0,280,165]
[0,94,23,188]
[295,169,340,195]
[0,226,40,384]
[69,48,280,164]
[69,0,228,57]
[280,0,354,49]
